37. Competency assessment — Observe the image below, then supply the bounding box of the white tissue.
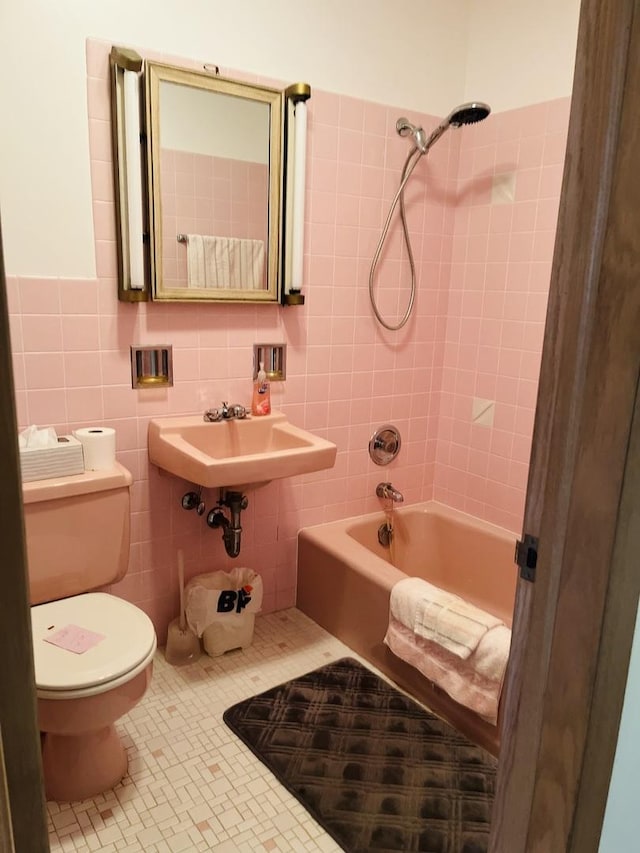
[19,428,85,482]
[19,425,59,449]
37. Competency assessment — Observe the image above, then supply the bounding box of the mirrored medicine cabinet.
[110,46,309,305]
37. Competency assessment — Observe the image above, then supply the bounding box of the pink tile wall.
[161,150,268,289]
[433,98,570,531]
[7,39,454,640]
[7,38,569,639]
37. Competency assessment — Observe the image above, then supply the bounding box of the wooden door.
[0,223,49,850]
[491,1,640,849]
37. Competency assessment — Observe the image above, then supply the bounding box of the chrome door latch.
[515,533,539,582]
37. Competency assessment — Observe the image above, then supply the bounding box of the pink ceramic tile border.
[7,35,570,638]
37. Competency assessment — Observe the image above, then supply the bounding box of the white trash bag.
[184,567,263,657]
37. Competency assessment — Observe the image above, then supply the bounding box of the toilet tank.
[22,463,133,605]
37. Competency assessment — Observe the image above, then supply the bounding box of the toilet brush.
[165,549,201,666]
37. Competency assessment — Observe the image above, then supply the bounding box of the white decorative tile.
[47,609,355,852]
[491,171,516,204]
[472,397,496,427]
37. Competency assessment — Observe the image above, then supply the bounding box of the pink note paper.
[44,624,106,654]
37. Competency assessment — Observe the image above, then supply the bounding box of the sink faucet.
[203,402,249,422]
[376,482,404,503]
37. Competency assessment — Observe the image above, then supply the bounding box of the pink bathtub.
[297,501,517,755]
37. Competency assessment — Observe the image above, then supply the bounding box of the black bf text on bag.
[217,587,252,614]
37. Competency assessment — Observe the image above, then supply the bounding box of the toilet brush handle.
[178,549,186,631]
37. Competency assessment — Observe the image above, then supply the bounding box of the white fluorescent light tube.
[290,99,307,291]
[123,69,145,290]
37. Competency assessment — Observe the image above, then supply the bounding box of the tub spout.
[376,482,404,503]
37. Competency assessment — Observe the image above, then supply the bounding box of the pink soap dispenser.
[251,361,271,416]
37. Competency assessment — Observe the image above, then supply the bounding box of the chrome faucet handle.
[203,403,250,422]
[204,403,249,422]
[229,404,249,419]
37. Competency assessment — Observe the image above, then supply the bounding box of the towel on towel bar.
[391,576,502,659]
[186,234,265,290]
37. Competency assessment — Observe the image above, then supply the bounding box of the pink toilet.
[23,463,157,802]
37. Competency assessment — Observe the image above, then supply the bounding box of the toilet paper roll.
[73,427,116,471]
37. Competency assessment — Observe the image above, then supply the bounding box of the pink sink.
[148,411,337,489]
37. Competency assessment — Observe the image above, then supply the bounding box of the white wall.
[0,0,468,278]
[161,84,269,162]
[464,0,581,112]
[598,600,640,851]
[0,0,580,279]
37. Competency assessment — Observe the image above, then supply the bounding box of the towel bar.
[177,234,188,243]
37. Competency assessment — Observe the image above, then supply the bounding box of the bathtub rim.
[300,499,518,539]
[298,499,518,582]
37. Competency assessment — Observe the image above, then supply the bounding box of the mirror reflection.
[146,62,283,302]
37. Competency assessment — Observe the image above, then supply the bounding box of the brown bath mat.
[223,657,496,852]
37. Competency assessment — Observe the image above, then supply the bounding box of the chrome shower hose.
[368,145,424,331]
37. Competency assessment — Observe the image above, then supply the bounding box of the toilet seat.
[31,592,157,699]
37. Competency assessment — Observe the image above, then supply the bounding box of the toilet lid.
[31,592,157,693]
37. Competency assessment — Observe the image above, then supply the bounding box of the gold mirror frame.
[110,47,309,305]
[145,62,283,302]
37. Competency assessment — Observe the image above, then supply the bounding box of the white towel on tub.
[384,615,511,725]
[391,576,502,659]
[384,576,511,725]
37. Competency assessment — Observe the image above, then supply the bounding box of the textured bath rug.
[223,657,497,853]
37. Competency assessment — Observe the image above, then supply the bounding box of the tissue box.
[20,435,85,482]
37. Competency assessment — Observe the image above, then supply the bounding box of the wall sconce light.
[282,83,311,306]
[110,46,149,302]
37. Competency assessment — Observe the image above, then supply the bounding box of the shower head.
[446,102,491,127]
[396,101,491,154]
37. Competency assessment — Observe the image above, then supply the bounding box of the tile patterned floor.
[47,609,368,852]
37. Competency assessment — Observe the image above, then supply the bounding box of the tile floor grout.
[47,609,372,852]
